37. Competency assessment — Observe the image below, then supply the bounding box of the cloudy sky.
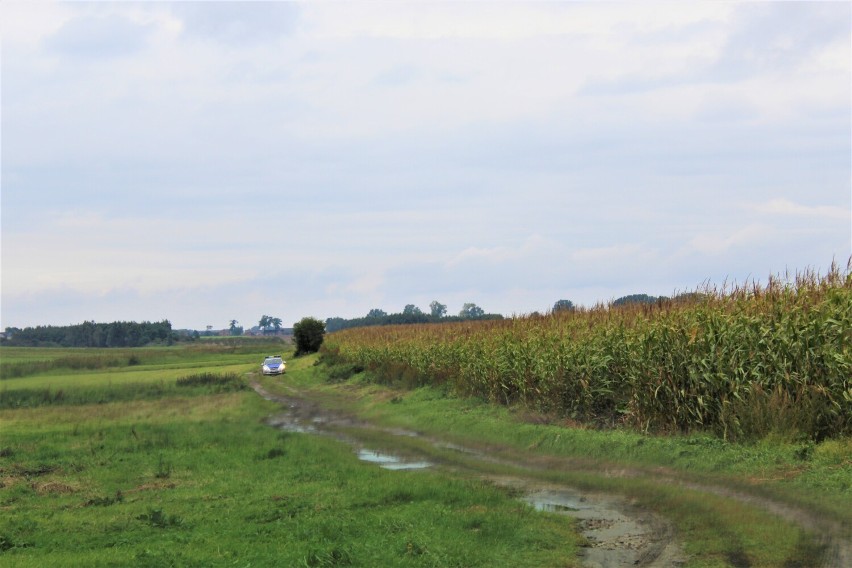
[2,1,850,331]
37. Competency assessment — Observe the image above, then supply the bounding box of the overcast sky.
[2,1,850,331]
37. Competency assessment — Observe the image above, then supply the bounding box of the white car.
[261,355,286,375]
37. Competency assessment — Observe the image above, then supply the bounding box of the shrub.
[294,317,326,356]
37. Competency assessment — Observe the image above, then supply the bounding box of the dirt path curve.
[251,380,849,567]
[251,381,684,567]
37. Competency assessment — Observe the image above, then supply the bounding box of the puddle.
[524,489,590,513]
[357,449,431,470]
[522,488,666,568]
[265,414,317,434]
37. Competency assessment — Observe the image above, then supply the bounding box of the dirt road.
[251,380,848,568]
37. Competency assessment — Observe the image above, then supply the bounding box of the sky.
[1,1,850,331]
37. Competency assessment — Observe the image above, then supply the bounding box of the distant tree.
[366,308,387,318]
[293,317,326,356]
[228,319,243,336]
[259,315,282,334]
[459,303,485,318]
[612,294,658,307]
[3,327,21,340]
[429,301,447,318]
[5,320,174,348]
[552,299,575,312]
[325,317,346,333]
[403,304,423,316]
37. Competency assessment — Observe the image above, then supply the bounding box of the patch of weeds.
[154,454,172,479]
[326,363,365,383]
[0,447,13,458]
[794,441,815,461]
[13,463,58,478]
[245,500,307,524]
[133,548,195,567]
[85,491,124,507]
[380,518,413,534]
[305,546,353,567]
[137,508,183,529]
[263,447,286,460]
[175,372,245,392]
[0,533,34,553]
[382,489,414,505]
[404,540,429,557]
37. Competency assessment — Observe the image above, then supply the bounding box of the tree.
[366,308,387,318]
[403,304,423,316]
[259,315,282,334]
[229,319,243,336]
[552,299,575,312]
[459,303,485,318]
[612,294,658,307]
[293,317,326,356]
[429,301,447,318]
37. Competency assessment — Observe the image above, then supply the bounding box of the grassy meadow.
[0,341,581,567]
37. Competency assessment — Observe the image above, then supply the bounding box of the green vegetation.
[3,320,176,348]
[323,265,852,441]
[0,343,582,567]
[258,314,284,334]
[325,303,503,332]
[268,355,851,567]
[293,316,327,356]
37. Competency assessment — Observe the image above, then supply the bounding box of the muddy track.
[250,381,849,567]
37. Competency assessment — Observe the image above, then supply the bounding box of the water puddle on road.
[521,488,676,568]
[357,449,432,470]
[265,412,318,434]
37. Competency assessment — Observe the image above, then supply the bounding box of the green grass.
[0,345,582,567]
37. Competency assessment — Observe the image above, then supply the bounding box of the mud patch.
[32,481,78,495]
[515,485,685,568]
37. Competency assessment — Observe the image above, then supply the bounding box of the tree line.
[3,320,176,348]
[325,302,502,333]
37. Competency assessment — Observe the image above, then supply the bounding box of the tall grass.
[323,263,852,441]
[0,373,246,409]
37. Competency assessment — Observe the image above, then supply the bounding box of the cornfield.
[323,263,852,441]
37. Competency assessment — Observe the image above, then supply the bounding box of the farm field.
[323,267,851,442]
[3,286,850,568]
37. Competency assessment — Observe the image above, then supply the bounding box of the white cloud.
[446,235,556,267]
[753,199,850,220]
[687,224,777,256]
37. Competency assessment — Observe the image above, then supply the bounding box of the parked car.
[261,355,286,375]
